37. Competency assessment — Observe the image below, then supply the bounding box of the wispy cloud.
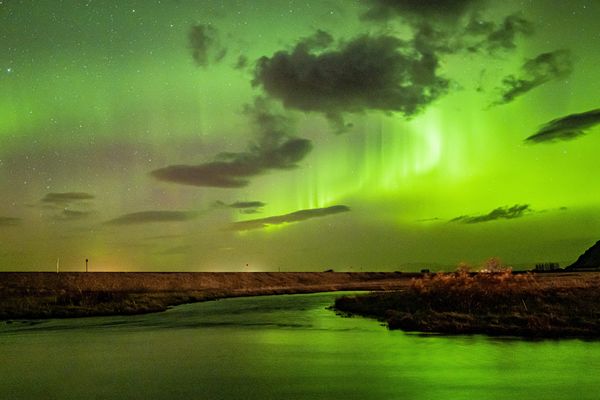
[465,14,534,54]
[451,204,531,224]
[214,200,266,214]
[42,192,94,205]
[40,192,95,221]
[229,201,266,209]
[189,24,227,67]
[151,98,312,188]
[526,108,600,143]
[0,217,21,227]
[106,211,196,225]
[55,209,93,221]
[230,205,350,231]
[495,50,572,105]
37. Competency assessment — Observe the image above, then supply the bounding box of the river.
[0,292,598,399]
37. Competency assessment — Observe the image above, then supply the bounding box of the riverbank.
[0,272,414,320]
[334,271,600,338]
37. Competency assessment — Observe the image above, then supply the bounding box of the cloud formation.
[42,192,94,205]
[526,109,600,143]
[189,24,227,67]
[465,14,534,53]
[40,192,95,221]
[230,205,350,231]
[495,50,572,105]
[0,217,21,227]
[253,32,449,131]
[106,211,196,225]
[214,200,266,214]
[151,98,312,188]
[451,204,531,224]
[229,201,266,209]
[55,209,93,221]
[234,55,248,70]
[362,0,482,21]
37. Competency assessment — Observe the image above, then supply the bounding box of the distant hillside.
[567,240,600,270]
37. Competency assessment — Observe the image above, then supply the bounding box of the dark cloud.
[451,204,531,224]
[495,50,572,105]
[239,209,261,215]
[253,32,449,130]
[0,217,21,227]
[189,24,227,67]
[234,54,248,70]
[42,192,94,205]
[362,0,482,21]
[214,200,266,214]
[417,217,442,223]
[229,201,265,214]
[297,29,334,49]
[466,14,534,53]
[229,201,266,209]
[151,98,312,188]
[526,109,600,143]
[55,209,93,221]
[40,192,95,222]
[230,205,350,231]
[106,211,196,225]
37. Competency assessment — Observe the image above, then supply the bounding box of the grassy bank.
[334,270,600,338]
[0,272,414,320]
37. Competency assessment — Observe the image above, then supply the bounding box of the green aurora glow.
[1,0,599,271]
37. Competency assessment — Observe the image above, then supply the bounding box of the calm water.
[1,292,599,399]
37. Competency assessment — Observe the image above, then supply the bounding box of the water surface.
[1,292,598,399]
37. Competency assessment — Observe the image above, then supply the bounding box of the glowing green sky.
[1,0,599,271]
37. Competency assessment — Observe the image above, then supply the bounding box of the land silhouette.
[335,269,600,338]
[2,241,600,338]
[0,271,413,319]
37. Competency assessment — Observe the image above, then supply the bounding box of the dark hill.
[567,240,600,270]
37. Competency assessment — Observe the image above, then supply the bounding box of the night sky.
[1,0,599,272]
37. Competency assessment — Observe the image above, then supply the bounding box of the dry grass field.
[0,272,414,319]
[335,270,600,338]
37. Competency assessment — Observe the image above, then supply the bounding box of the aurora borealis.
[1,0,599,271]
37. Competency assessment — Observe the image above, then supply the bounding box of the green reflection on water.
[0,293,598,400]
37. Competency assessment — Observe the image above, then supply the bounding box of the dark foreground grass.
[334,270,600,338]
[0,272,415,320]
[0,287,364,319]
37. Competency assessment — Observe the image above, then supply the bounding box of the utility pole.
[85,258,89,273]
[56,258,60,274]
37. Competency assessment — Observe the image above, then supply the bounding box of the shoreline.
[0,272,414,320]
[334,271,600,338]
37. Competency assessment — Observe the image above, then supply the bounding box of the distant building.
[534,262,560,272]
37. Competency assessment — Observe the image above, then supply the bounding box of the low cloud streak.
[526,109,600,143]
[0,217,21,227]
[151,98,312,188]
[451,204,531,224]
[42,192,94,205]
[230,205,350,231]
[106,211,196,225]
